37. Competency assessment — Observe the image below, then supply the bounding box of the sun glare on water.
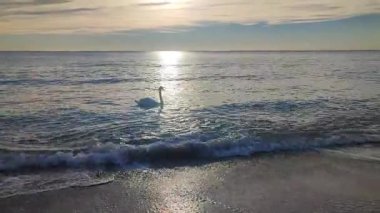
[156,51,184,104]
[158,51,183,66]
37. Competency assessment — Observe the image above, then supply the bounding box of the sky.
[0,0,380,51]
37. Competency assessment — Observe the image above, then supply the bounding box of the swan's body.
[135,86,164,109]
[135,98,160,108]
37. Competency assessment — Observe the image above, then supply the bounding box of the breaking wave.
[1,135,378,172]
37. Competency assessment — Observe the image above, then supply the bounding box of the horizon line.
[1,50,380,52]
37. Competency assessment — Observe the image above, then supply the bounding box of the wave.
[1,135,378,172]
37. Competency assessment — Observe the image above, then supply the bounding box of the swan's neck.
[159,89,164,108]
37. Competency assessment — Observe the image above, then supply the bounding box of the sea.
[0,51,379,198]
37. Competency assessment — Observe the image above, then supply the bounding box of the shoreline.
[1,146,379,213]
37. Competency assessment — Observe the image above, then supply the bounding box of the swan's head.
[158,86,165,91]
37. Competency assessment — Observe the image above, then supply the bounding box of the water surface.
[0,51,379,197]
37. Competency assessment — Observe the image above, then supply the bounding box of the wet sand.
[1,147,379,213]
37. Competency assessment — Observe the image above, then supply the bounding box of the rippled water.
[0,51,379,196]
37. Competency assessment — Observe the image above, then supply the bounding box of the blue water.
[0,51,379,197]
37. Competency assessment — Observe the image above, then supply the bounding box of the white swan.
[135,86,164,109]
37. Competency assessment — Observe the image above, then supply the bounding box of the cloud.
[34,0,71,4]
[1,8,98,17]
[0,0,379,34]
[0,0,71,7]
[206,1,250,8]
[289,4,341,11]
[136,1,170,7]
[0,1,97,19]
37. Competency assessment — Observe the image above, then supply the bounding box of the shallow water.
[0,51,379,196]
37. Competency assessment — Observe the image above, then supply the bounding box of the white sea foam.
[0,171,115,198]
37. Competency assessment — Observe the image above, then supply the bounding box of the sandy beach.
[0,146,379,213]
